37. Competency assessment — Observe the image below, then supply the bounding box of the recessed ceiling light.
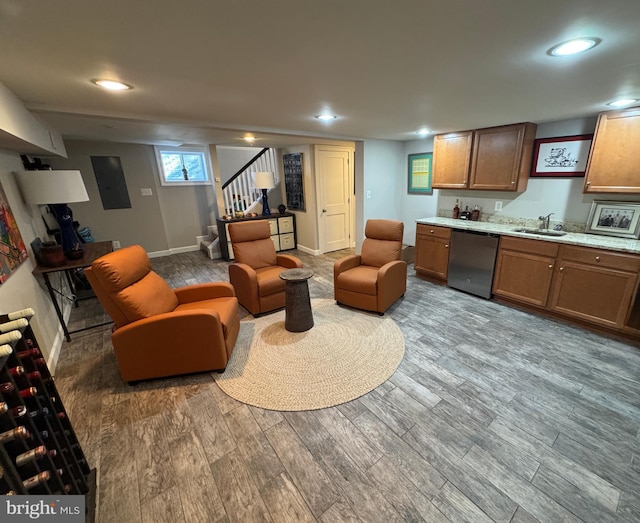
[547,37,601,56]
[607,98,639,108]
[92,79,133,91]
[415,128,430,137]
[244,135,256,143]
[315,113,337,121]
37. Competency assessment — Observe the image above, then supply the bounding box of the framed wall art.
[531,134,593,177]
[585,200,640,239]
[282,153,305,211]
[408,152,433,194]
[0,181,29,284]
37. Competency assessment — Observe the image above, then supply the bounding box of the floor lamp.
[254,171,275,216]
[17,170,90,259]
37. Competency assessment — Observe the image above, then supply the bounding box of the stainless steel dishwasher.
[448,229,500,299]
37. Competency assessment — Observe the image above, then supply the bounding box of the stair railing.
[221,148,280,215]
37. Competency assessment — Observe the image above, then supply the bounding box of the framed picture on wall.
[282,153,305,211]
[408,152,433,194]
[585,200,640,239]
[531,134,593,177]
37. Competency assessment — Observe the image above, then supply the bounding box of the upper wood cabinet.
[432,123,537,191]
[469,123,537,191]
[431,131,473,188]
[584,106,640,193]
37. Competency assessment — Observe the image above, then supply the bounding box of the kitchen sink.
[513,228,567,237]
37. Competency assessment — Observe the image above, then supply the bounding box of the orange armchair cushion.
[360,220,404,267]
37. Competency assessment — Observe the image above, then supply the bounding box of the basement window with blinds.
[154,145,212,186]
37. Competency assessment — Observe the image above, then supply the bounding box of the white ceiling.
[1,0,639,149]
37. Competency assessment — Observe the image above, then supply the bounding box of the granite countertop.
[416,217,640,254]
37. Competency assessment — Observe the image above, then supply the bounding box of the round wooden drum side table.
[279,268,314,332]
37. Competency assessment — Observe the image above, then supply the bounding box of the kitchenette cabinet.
[414,224,451,280]
[493,236,559,307]
[549,245,640,330]
[584,106,640,193]
[432,122,536,192]
[431,131,473,189]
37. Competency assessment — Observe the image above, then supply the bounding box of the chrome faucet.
[539,213,554,230]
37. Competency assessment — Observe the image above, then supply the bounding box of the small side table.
[32,241,114,341]
[279,268,314,332]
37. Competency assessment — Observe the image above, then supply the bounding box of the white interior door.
[316,146,352,253]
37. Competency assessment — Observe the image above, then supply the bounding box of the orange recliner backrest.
[85,245,179,328]
[360,219,404,267]
[228,221,278,269]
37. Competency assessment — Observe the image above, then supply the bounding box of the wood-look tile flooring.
[54,248,640,522]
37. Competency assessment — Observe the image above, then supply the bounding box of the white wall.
[0,150,66,369]
[217,146,262,183]
[359,139,405,247]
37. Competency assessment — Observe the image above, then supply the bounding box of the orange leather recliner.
[85,245,240,383]
[334,219,407,314]
[228,220,303,316]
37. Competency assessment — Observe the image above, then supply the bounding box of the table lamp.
[16,170,90,259]
[253,171,275,216]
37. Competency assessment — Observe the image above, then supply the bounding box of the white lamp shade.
[16,170,90,204]
[253,171,275,189]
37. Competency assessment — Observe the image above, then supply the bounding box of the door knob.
[322,209,327,213]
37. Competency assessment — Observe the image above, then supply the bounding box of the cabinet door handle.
[586,181,591,185]
[548,264,553,268]
[445,244,449,248]
[511,181,515,184]
[430,229,434,233]
[559,267,564,271]
[595,256,600,262]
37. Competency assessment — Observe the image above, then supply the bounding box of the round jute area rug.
[215,299,405,411]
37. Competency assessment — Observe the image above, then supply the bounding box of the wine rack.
[0,308,95,517]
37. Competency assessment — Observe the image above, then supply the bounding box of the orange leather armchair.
[228,220,303,316]
[85,245,240,383]
[334,219,407,314]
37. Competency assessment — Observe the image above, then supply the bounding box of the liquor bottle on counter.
[453,199,460,219]
[471,204,480,221]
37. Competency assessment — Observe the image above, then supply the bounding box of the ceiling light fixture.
[92,79,133,91]
[607,98,639,108]
[244,135,256,143]
[547,37,601,56]
[315,113,337,121]
[415,128,430,137]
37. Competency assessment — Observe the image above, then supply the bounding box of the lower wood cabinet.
[414,224,451,280]
[493,236,558,307]
[494,237,640,333]
[549,245,640,330]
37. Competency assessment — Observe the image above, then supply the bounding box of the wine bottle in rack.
[0,318,29,334]
[1,308,35,322]
[0,330,22,346]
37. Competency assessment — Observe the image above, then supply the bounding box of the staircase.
[221,148,280,215]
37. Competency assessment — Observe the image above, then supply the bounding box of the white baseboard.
[147,244,202,258]
[48,299,72,375]
[296,244,321,256]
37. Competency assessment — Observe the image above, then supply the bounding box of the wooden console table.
[32,241,113,341]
